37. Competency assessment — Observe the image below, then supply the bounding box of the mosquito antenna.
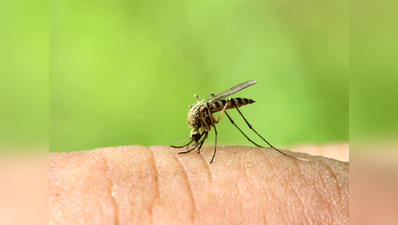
[160,138,191,146]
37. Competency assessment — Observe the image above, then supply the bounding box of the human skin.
[49,144,349,225]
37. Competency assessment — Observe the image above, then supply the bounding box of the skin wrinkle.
[104,146,158,225]
[315,169,328,222]
[282,161,302,224]
[174,154,196,224]
[246,150,267,225]
[315,160,335,223]
[327,160,349,224]
[105,157,119,225]
[272,155,292,221]
[322,162,341,217]
[235,151,245,225]
[292,160,311,225]
[137,147,153,224]
[237,148,250,225]
[147,147,160,225]
[258,150,273,223]
[253,151,268,225]
[83,161,89,225]
[330,161,344,199]
[82,154,94,224]
[199,151,212,183]
[265,151,309,224]
[213,151,229,224]
[258,150,278,224]
[292,173,309,225]
[322,161,341,223]
[290,159,310,224]
[93,167,104,225]
[260,149,283,224]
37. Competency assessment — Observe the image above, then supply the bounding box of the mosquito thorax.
[187,102,201,128]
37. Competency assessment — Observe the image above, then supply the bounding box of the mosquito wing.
[207,80,257,103]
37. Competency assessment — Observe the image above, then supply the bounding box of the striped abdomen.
[209,98,255,113]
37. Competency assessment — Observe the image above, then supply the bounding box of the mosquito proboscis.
[171,80,307,163]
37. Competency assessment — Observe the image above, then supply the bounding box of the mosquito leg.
[216,101,230,123]
[197,131,208,154]
[196,140,205,154]
[178,131,207,154]
[171,139,193,148]
[233,106,303,160]
[224,111,262,148]
[233,106,278,149]
[204,101,218,126]
[197,108,212,131]
[210,125,218,164]
[178,143,199,154]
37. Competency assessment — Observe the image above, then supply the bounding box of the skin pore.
[49,144,349,224]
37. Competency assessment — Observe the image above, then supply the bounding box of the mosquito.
[171,80,304,163]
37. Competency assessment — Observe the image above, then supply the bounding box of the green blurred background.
[50,1,348,153]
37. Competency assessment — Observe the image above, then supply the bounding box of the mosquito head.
[190,129,201,143]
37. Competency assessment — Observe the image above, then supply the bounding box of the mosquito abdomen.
[210,98,255,113]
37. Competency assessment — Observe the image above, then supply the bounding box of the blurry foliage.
[0,1,48,148]
[50,1,348,152]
